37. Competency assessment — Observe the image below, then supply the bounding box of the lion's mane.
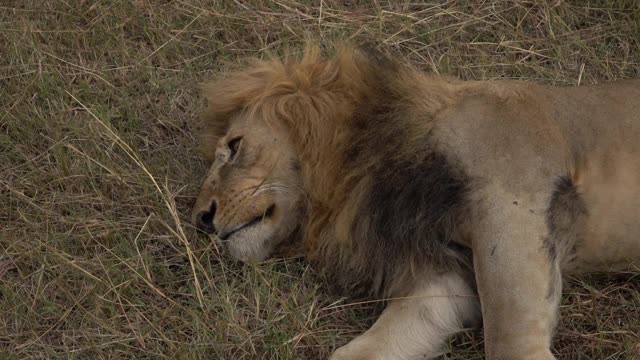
[202,46,474,298]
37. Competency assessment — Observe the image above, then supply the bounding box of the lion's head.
[192,46,468,298]
[191,46,369,263]
[191,111,304,261]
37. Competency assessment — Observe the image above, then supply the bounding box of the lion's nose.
[195,200,217,234]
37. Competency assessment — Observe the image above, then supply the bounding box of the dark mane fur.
[310,59,474,297]
[202,45,475,299]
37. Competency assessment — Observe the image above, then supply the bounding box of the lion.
[191,45,640,359]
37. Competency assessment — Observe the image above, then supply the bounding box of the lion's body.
[432,78,640,275]
[193,47,640,359]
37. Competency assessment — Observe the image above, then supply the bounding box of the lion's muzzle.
[194,200,217,234]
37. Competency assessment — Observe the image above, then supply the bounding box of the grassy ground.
[1,1,639,359]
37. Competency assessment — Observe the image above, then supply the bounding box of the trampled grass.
[1,1,639,359]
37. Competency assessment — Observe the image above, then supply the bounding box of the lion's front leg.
[329,271,480,360]
[473,197,562,360]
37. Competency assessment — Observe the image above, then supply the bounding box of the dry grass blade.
[65,91,205,308]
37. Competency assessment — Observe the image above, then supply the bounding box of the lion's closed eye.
[227,137,242,160]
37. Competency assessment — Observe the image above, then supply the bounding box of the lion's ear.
[196,83,233,160]
[196,63,275,160]
[196,114,227,161]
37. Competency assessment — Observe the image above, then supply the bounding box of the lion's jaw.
[191,115,303,262]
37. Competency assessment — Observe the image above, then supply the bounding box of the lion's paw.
[328,340,384,360]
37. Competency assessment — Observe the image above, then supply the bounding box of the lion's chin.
[224,228,276,263]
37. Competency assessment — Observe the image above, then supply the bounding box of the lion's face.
[191,115,303,262]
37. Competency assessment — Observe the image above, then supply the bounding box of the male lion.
[191,46,640,359]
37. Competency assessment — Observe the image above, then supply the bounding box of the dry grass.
[1,1,639,359]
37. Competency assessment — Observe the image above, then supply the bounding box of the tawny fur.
[193,45,640,360]
[199,47,473,297]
